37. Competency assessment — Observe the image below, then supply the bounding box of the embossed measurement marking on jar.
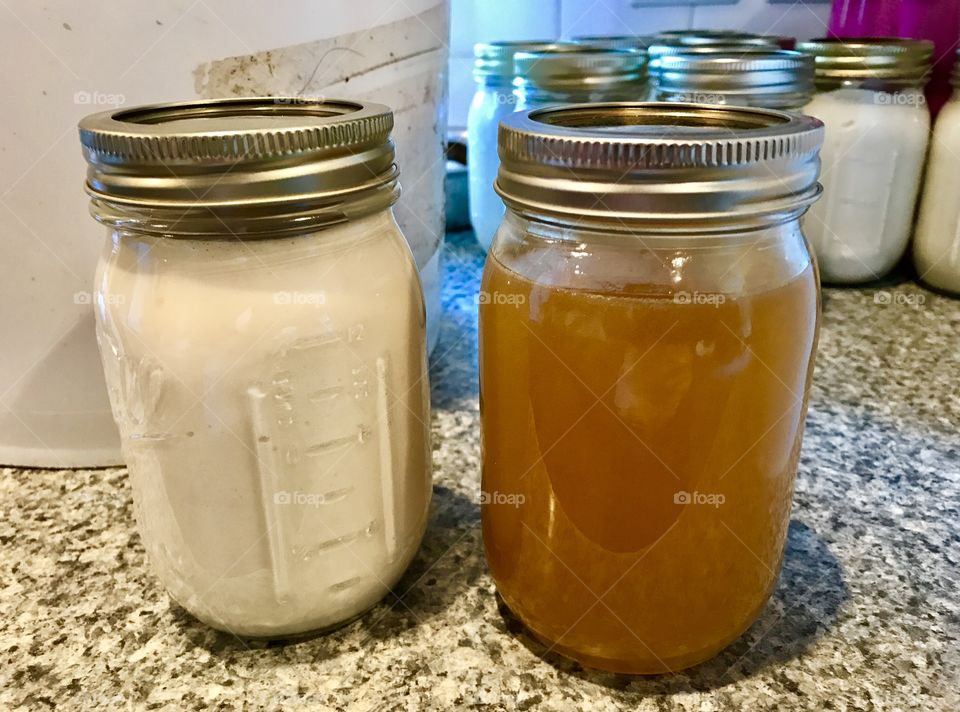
[246,322,396,603]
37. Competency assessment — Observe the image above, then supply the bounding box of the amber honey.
[479,249,818,674]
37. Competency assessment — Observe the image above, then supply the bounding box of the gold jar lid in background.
[649,30,781,54]
[655,49,815,109]
[473,41,560,81]
[655,29,769,42]
[513,46,648,103]
[796,38,934,87]
[78,98,399,238]
[648,40,784,61]
[646,34,784,76]
[496,102,824,232]
[571,35,656,51]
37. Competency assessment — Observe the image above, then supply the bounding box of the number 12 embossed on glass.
[79,99,431,637]
[480,103,824,673]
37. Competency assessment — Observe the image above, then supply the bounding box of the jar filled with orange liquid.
[480,103,824,674]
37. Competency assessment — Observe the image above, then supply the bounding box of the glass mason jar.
[480,103,824,674]
[513,46,648,112]
[468,41,555,252]
[78,99,432,637]
[797,38,933,284]
[914,49,960,294]
[653,48,814,110]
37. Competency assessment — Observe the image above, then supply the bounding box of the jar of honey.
[480,103,824,673]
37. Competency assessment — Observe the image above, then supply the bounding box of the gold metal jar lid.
[513,47,648,102]
[648,41,786,62]
[649,31,780,56]
[571,35,656,51]
[646,38,785,75]
[656,50,815,109]
[78,97,399,238]
[796,38,933,86]
[496,102,824,232]
[656,29,767,41]
[473,41,560,81]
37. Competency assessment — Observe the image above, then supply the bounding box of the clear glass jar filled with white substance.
[914,50,960,295]
[798,38,933,283]
[468,41,556,252]
[78,99,432,637]
[513,46,648,112]
[654,49,814,110]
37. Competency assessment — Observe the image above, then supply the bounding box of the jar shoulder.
[96,215,421,344]
[488,216,815,298]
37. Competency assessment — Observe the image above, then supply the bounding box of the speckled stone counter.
[2,231,958,711]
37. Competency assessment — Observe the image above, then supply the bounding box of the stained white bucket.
[0,1,449,467]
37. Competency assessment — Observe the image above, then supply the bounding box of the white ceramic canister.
[914,50,960,294]
[798,38,933,284]
[0,1,447,467]
[79,98,432,637]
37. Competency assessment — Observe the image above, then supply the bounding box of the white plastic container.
[798,39,933,284]
[468,42,554,252]
[0,1,447,467]
[914,51,960,294]
[79,99,432,637]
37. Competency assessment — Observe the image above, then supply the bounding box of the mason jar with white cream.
[468,41,556,252]
[78,99,432,637]
[798,39,933,283]
[914,50,960,295]
[513,46,648,112]
[654,48,814,110]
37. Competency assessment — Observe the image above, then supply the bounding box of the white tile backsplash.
[692,0,831,39]
[450,0,561,56]
[561,1,694,38]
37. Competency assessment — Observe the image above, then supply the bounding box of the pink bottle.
[829,0,960,116]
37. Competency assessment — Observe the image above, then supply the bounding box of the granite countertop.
[2,231,959,711]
